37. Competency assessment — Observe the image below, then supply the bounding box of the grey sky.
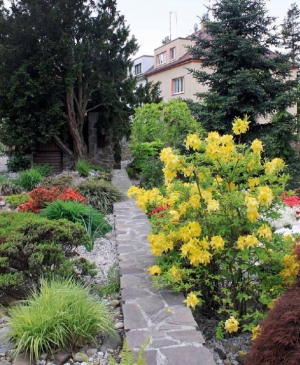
[116,0,296,58]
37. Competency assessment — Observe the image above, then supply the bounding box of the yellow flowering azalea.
[210,236,225,250]
[207,199,220,212]
[185,134,201,151]
[224,316,239,333]
[257,224,272,242]
[183,292,200,309]
[258,186,273,206]
[232,116,250,135]
[248,177,260,190]
[251,139,263,154]
[169,266,182,282]
[148,265,162,276]
[251,325,261,340]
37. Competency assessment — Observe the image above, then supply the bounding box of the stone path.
[112,170,215,365]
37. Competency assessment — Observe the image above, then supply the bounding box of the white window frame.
[157,52,166,65]
[173,77,184,94]
[170,47,176,60]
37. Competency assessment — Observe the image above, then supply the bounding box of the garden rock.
[53,352,71,365]
[99,332,122,353]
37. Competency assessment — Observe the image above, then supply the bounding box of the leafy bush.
[245,246,300,365]
[19,187,86,213]
[32,164,52,177]
[0,212,91,293]
[139,157,164,190]
[14,168,42,191]
[5,194,30,207]
[128,117,293,337]
[40,200,112,251]
[7,278,114,360]
[76,159,91,177]
[6,155,30,172]
[78,180,125,214]
[41,174,75,189]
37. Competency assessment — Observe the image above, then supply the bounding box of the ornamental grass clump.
[7,278,114,360]
[128,117,294,338]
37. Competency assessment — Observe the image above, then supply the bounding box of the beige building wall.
[154,38,194,67]
[148,61,211,101]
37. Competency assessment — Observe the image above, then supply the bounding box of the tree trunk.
[66,88,87,159]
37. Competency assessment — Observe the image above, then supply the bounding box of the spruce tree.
[281,2,300,66]
[189,0,299,141]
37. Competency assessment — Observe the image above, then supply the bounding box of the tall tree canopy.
[189,0,299,141]
[281,2,300,66]
[0,0,139,158]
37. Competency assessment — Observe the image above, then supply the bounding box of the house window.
[157,52,166,65]
[173,77,184,94]
[134,63,142,75]
[170,47,176,60]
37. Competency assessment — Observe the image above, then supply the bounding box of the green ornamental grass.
[7,278,114,360]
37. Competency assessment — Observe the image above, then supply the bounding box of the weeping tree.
[0,0,138,158]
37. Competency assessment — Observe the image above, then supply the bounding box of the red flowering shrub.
[283,195,300,207]
[147,205,170,218]
[19,187,86,213]
[245,245,300,365]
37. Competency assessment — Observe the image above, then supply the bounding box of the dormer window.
[170,47,176,60]
[135,63,142,75]
[157,52,166,65]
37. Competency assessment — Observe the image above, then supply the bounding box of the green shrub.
[6,155,30,172]
[76,159,91,177]
[41,175,75,189]
[14,168,42,191]
[0,212,91,293]
[139,157,164,190]
[78,180,125,214]
[98,265,120,295]
[40,200,112,251]
[7,278,114,360]
[32,164,52,177]
[5,194,30,207]
[109,339,149,365]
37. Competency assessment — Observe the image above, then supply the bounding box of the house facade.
[145,31,211,102]
[128,55,154,87]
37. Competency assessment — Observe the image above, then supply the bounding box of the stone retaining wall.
[112,170,216,365]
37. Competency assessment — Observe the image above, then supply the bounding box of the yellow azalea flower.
[232,117,250,135]
[185,134,201,150]
[169,266,182,282]
[207,199,220,212]
[245,195,260,222]
[280,254,300,279]
[237,234,259,250]
[205,131,220,143]
[224,316,239,333]
[258,186,273,206]
[247,158,257,172]
[189,249,211,266]
[148,265,162,276]
[264,158,285,175]
[178,202,189,216]
[162,167,177,183]
[183,292,199,309]
[127,185,141,198]
[160,148,180,169]
[166,307,172,313]
[257,224,272,242]
[248,177,260,190]
[169,210,180,223]
[225,181,236,192]
[210,236,225,250]
[251,325,261,340]
[189,194,201,209]
[251,139,263,154]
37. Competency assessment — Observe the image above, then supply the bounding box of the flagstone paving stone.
[112,169,215,365]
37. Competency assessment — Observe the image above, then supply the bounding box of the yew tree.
[189,0,299,139]
[0,0,138,158]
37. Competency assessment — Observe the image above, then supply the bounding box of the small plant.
[14,168,42,191]
[41,175,75,189]
[40,200,112,251]
[76,159,91,177]
[5,194,30,207]
[78,180,125,214]
[32,164,52,177]
[6,155,30,172]
[7,278,114,360]
[99,265,120,295]
[109,339,149,365]
[0,182,23,195]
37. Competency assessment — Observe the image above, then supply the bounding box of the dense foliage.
[281,2,300,65]
[189,0,299,157]
[128,118,295,337]
[7,278,114,360]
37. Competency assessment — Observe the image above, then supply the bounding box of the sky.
[116,0,295,59]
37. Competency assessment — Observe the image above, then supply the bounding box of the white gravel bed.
[75,214,118,286]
